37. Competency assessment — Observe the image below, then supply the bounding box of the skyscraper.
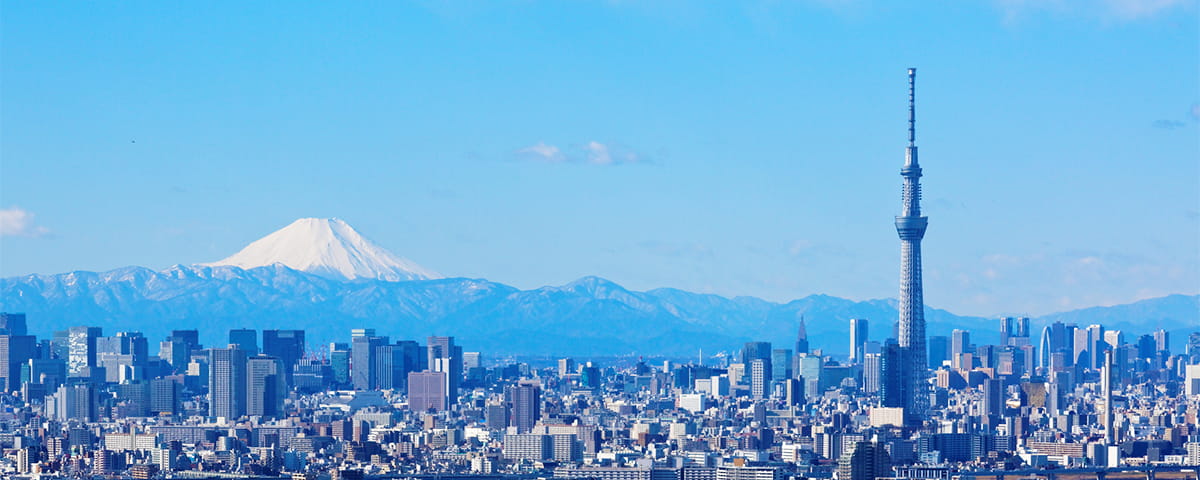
[375,341,421,391]
[771,348,793,382]
[408,370,447,412]
[795,317,809,355]
[750,358,769,399]
[428,336,462,396]
[880,340,906,408]
[351,331,388,390]
[1101,349,1115,445]
[838,440,892,480]
[1000,317,1013,346]
[246,355,284,418]
[228,329,258,356]
[927,335,948,369]
[209,346,247,420]
[849,318,869,364]
[169,329,200,354]
[507,381,542,433]
[895,68,929,423]
[951,330,970,362]
[1153,329,1169,355]
[262,329,304,386]
[67,326,102,377]
[0,335,36,391]
[0,313,27,336]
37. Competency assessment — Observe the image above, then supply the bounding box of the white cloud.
[516,141,566,163]
[0,207,49,237]
[585,141,612,165]
[516,140,642,166]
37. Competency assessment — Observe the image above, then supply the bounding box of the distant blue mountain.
[1,265,1195,356]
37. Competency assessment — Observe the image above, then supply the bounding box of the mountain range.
[2,218,1195,356]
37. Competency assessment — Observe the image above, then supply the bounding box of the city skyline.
[2,2,1197,318]
[0,2,1198,478]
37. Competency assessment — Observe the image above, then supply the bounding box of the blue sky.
[2,1,1197,317]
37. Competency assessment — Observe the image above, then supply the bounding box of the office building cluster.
[0,311,1198,479]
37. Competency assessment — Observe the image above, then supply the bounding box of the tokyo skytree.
[895,68,929,423]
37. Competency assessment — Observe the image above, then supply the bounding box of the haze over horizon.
[2,1,1197,318]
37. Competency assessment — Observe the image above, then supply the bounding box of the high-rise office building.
[246,355,284,418]
[741,341,772,365]
[928,335,948,369]
[771,348,793,382]
[98,332,149,364]
[0,335,36,391]
[558,358,576,377]
[838,440,892,480]
[49,383,98,422]
[796,354,823,399]
[784,377,805,406]
[880,340,906,408]
[351,332,388,390]
[159,339,189,373]
[1073,327,1092,369]
[1188,332,1200,364]
[375,341,421,391]
[170,329,199,349]
[67,326,102,377]
[1104,330,1123,350]
[862,351,882,394]
[750,359,770,399]
[0,313,27,336]
[982,378,1003,420]
[329,343,351,386]
[149,378,180,416]
[507,381,542,433]
[208,346,247,420]
[1086,324,1106,369]
[228,329,258,356]
[951,330,971,359]
[1102,349,1115,445]
[428,336,462,396]
[1153,329,1169,355]
[408,370,447,412]
[262,329,304,386]
[1000,317,1014,346]
[849,318,869,364]
[25,358,66,390]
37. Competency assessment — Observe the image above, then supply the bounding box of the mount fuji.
[203,218,439,282]
[1,218,1196,355]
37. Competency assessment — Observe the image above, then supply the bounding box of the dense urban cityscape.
[0,312,1198,480]
[0,69,1197,480]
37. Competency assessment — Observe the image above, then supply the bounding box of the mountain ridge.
[2,263,1195,356]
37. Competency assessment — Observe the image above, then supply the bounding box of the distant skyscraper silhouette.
[895,68,929,424]
[795,317,809,355]
[262,329,305,386]
[0,313,27,336]
[228,329,258,356]
[849,318,868,364]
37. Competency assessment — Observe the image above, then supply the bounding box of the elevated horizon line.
[3,261,1195,321]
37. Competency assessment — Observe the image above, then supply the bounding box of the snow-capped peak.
[201,218,440,282]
